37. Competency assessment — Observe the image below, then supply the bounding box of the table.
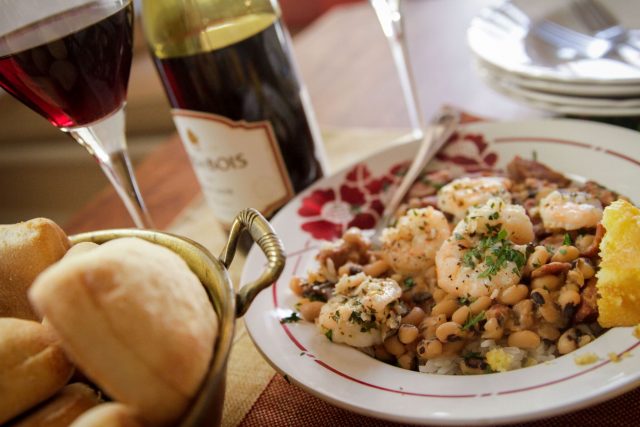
[62,1,639,426]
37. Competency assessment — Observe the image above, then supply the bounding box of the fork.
[571,0,627,43]
[533,19,613,59]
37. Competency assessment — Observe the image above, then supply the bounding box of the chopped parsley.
[462,310,486,330]
[280,312,301,324]
[563,233,572,246]
[458,296,476,306]
[488,212,500,220]
[403,277,416,289]
[455,233,464,241]
[325,329,333,342]
[349,310,378,333]
[463,226,525,279]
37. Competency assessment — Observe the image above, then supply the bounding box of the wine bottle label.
[172,109,295,225]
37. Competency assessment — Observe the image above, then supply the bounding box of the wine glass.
[369,0,424,143]
[0,0,153,228]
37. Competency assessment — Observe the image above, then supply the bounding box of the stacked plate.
[467,0,640,116]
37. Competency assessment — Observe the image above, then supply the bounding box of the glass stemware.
[369,0,424,143]
[0,0,153,228]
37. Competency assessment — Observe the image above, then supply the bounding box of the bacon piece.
[531,262,572,278]
[507,156,571,186]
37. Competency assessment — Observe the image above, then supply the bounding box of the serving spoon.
[370,107,460,246]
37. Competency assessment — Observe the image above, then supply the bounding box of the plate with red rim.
[242,118,640,425]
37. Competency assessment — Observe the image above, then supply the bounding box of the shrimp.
[317,273,402,347]
[380,207,450,276]
[437,176,512,220]
[435,198,534,298]
[539,190,603,231]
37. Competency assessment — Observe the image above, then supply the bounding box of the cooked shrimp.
[317,273,402,347]
[539,190,603,231]
[437,176,512,220]
[435,198,534,298]
[380,207,450,276]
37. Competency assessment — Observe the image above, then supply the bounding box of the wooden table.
[65,0,543,234]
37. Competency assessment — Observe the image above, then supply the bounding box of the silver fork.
[571,0,626,42]
[533,18,613,58]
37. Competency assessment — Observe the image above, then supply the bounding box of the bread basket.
[69,208,285,427]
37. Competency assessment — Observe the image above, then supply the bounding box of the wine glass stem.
[371,0,424,139]
[64,107,154,229]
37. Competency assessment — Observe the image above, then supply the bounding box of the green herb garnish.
[325,329,333,342]
[462,311,486,330]
[563,233,572,246]
[403,277,416,289]
[280,312,301,324]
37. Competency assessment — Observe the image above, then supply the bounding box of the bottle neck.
[142,0,281,59]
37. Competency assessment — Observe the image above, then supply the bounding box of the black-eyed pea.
[526,246,550,270]
[558,288,581,311]
[402,307,426,327]
[417,339,443,360]
[551,245,580,263]
[451,306,471,325]
[575,258,595,280]
[398,324,419,344]
[419,314,446,332]
[374,344,394,363]
[435,321,464,343]
[383,335,406,357]
[578,335,593,348]
[289,277,304,296]
[469,295,492,314]
[432,288,448,303]
[531,275,563,291]
[507,330,541,349]
[513,299,535,329]
[363,259,390,277]
[538,302,561,324]
[299,300,324,322]
[575,234,595,254]
[566,269,584,287]
[432,298,459,318]
[422,325,437,340]
[482,317,503,340]
[441,340,466,356]
[498,284,529,306]
[537,323,560,341]
[558,328,578,354]
[397,352,416,370]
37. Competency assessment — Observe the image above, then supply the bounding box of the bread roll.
[0,218,70,319]
[70,403,143,427]
[30,237,218,426]
[9,383,102,427]
[0,318,74,424]
[63,242,99,259]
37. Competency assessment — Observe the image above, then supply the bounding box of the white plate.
[475,56,640,97]
[468,0,640,85]
[478,63,640,116]
[242,119,640,425]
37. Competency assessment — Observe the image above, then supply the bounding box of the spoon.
[370,107,460,246]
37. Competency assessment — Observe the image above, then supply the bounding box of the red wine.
[150,14,325,196]
[0,1,133,128]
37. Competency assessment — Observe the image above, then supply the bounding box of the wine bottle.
[142,0,328,226]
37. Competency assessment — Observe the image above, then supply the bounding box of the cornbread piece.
[0,318,74,425]
[70,403,143,427]
[597,200,640,327]
[10,383,102,427]
[0,218,70,319]
[29,238,218,427]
